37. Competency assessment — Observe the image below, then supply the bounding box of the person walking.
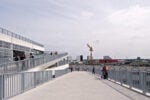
[30,53,34,68]
[102,65,108,79]
[70,66,73,72]
[21,54,26,70]
[30,53,34,58]
[92,66,95,74]
[15,56,19,71]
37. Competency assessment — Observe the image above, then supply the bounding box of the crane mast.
[87,44,93,64]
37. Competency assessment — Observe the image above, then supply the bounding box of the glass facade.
[0,41,12,63]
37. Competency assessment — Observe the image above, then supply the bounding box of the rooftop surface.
[9,71,150,100]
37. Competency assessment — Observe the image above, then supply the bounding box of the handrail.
[0,53,68,73]
[0,27,44,47]
[69,64,150,97]
[108,66,150,97]
[0,68,70,100]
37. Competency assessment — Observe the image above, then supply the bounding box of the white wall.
[0,33,11,42]
[0,32,45,51]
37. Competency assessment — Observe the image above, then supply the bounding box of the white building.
[0,27,45,63]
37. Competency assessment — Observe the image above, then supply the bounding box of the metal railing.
[2,64,149,99]
[108,66,150,96]
[0,53,68,73]
[0,68,70,100]
[69,64,150,96]
[0,27,44,47]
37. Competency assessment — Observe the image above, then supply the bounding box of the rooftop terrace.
[8,71,150,100]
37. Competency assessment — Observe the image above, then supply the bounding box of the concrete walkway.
[9,72,149,100]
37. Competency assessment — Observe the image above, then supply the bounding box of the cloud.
[80,11,94,19]
[1,1,150,58]
[109,5,150,27]
[103,5,150,58]
[107,5,150,41]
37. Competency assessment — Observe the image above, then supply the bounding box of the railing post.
[17,62,20,72]
[34,72,36,87]
[127,71,132,89]
[140,71,146,94]
[115,70,117,82]
[21,73,25,93]
[0,75,4,100]
[43,56,45,64]
[120,70,123,85]
[26,59,29,70]
[42,71,44,83]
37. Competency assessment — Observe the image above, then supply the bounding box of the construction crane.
[87,43,93,64]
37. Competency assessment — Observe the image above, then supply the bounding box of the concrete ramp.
[27,55,68,72]
[9,72,149,100]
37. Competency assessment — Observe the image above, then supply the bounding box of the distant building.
[87,56,90,61]
[76,56,80,62]
[137,57,141,60]
[67,56,72,62]
[99,56,118,64]
[0,27,45,63]
[103,56,112,59]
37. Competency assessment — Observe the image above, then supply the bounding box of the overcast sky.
[0,0,150,59]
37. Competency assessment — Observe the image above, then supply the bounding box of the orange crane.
[87,43,93,64]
